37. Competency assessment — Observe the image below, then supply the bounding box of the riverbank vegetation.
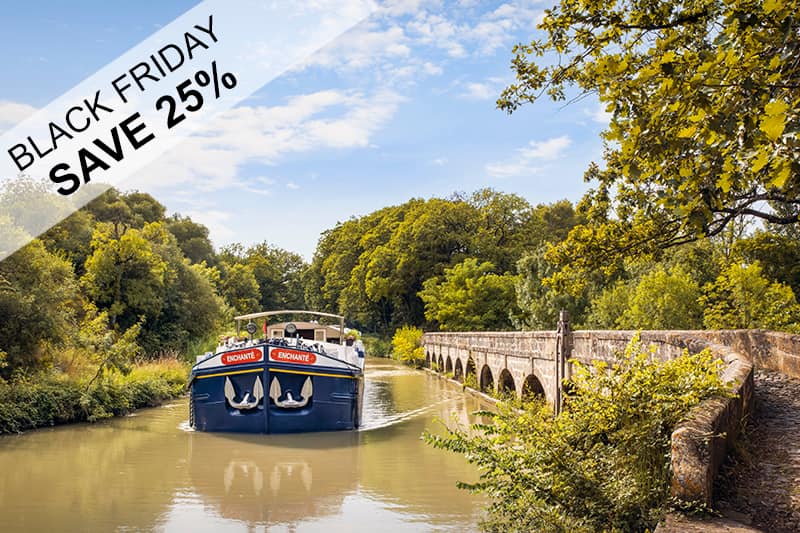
[426,340,730,532]
[0,183,307,433]
[391,326,425,367]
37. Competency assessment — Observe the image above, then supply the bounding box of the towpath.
[660,369,800,532]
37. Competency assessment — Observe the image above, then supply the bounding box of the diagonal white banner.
[0,0,376,261]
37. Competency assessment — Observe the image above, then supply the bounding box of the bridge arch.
[454,358,463,381]
[437,355,444,372]
[479,365,494,393]
[522,374,546,400]
[445,356,453,374]
[465,357,476,384]
[425,350,431,368]
[498,369,516,397]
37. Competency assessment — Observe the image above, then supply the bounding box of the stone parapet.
[421,328,763,505]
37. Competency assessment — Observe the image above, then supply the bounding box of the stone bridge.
[421,318,800,505]
[422,315,799,408]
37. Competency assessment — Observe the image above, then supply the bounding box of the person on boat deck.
[345,335,355,346]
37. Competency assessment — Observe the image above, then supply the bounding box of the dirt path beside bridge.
[714,369,800,532]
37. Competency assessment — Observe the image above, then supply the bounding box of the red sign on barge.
[221,347,264,365]
[270,348,317,365]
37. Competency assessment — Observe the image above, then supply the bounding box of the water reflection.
[0,358,489,532]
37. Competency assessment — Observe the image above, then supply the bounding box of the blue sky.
[0,0,609,259]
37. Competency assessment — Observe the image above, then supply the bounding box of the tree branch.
[616,11,711,31]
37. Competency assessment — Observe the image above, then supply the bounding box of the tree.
[122,191,166,227]
[0,240,80,376]
[466,189,537,272]
[135,223,224,354]
[620,266,703,329]
[701,262,800,331]
[81,226,167,330]
[220,263,260,316]
[84,189,135,238]
[420,258,519,331]
[499,0,800,289]
[39,210,95,275]
[516,247,590,329]
[244,243,307,311]
[586,280,634,329]
[165,215,215,265]
[305,193,573,331]
[734,231,800,296]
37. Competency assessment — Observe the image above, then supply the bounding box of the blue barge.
[189,310,365,433]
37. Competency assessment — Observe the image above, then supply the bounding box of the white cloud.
[292,0,541,83]
[588,103,613,124]
[182,209,236,245]
[0,101,37,133]
[461,82,493,100]
[406,13,466,57]
[521,135,572,160]
[422,61,443,75]
[459,76,507,100]
[486,135,572,178]
[132,89,404,193]
[300,23,411,72]
[432,157,448,166]
[406,1,541,58]
[286,182,300,190]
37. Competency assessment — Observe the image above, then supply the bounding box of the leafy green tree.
[658,239,723,289]
[136,223,224,353]
[0,240,80,376]
[586,280,634,329]
[619,266,703,330]
[500,0,800,289]
[122,191,166,227]
[306,193,575,332]
[467,189,538,272]
[245,242,306,310]
[165,215,215,265]
[81,226,167,330]
[220,263,260,316]
[734,231,800,296]
[515,247,589,329]
[79,306,144,387]
[702,262,800,331]
[420,258,519,331]
[39,210,95,275]
[366,198,480,326]
[84,189,135,238]
[0,176,73,242]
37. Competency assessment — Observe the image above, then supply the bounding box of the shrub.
[391,326,425,367]
[425,337,731,532]
[0,358,188,433]
[463,373,478,390]
[362,335,393,358]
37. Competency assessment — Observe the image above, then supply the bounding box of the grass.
[0,357,188,434]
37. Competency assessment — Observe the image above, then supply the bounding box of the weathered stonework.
[421,329,771,505]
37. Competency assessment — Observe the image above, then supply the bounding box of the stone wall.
[696,330,800,379]
[422,328,763,505]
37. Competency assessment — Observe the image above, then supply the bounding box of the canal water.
[0,358,490,532]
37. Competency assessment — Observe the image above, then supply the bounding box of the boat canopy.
[233,310,346,344]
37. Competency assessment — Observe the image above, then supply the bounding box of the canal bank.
[0,359,187,434]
